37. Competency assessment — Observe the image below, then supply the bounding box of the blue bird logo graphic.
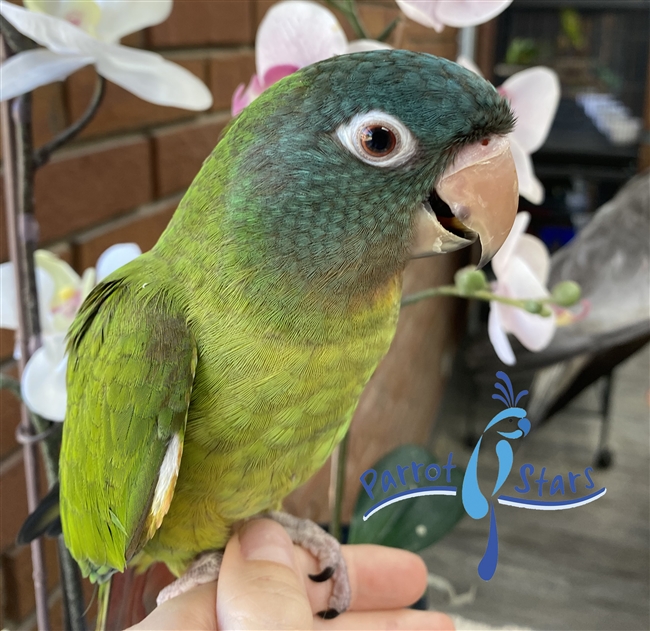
[461,371,531,580]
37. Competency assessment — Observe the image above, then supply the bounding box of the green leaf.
[348,444,465,552]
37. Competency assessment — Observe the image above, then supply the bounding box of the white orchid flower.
[232,0,390,115]
[488,212,556,365]
[0,0,212,109]
[0,243,141,421]
[396,0,512,32]
[458,56,560,204]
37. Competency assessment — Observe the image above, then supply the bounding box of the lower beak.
[410,135,519,267]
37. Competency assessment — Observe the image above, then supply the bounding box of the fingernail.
[238,519,295,569]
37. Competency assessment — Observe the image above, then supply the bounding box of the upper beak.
[410,135,519,267]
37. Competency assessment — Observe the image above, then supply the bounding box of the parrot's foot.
[156,551,222,607]
[268,510,350,619]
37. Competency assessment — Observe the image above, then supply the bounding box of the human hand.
[129,518,454,630]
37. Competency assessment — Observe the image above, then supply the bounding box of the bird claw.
[267,511,351,616]
[155,512,351,617]
[156,551,223,606]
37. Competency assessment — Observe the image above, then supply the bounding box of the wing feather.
[60,267,196,581]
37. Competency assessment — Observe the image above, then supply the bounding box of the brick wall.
[0,2,458,628]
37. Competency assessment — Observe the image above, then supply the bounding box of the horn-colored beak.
[410,135,519,267]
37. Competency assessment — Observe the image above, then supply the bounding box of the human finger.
[294,543,428,614]
[313,608,455,630]
[216,518,314,630]
[128,582,217,631]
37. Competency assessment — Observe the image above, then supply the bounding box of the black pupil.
[362,127,394,154]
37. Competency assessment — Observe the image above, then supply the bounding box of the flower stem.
[329,430,350,543]
[34,75,106,169]
[401,285,554,315]
[323,0,369,39]
[377,16,401,43]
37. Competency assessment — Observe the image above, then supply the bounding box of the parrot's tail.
[96,580,112,631]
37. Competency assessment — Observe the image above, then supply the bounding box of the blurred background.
[0,1,648,629]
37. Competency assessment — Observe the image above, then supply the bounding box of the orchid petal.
[35,250,81,292]
[0,1,101,56]
[96,243,142,282]
[513,233,550,286]
[94,0,172,43]
[488,303,516,365]
[21,336,68,422]
[499,248,550,302]
[80,267,96,301]
[261,64,299,87]
[256,1,347,79]
[35,267,57,336]
[495,259,555,351]
[232,74,265,116]
[0,261,19,330]
[232,83,250,117]
[395,0,444,31]
[502,67,560,153]
[93,43,212,109]
[501,305,556,352]
[509,137,544,204]
[0,48,92,101]
[346,40,392,53]
[492,211,530,278]
[26,0,101,35]
[437,0,513,28]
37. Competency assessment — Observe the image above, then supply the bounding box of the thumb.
[217,518,314,630]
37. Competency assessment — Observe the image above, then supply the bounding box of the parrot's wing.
[60,276,197,580]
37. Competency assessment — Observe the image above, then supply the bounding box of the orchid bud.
[454,267,488,295]
[551,281,581,307]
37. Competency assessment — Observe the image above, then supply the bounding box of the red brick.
[0,83,67,162]
[72,197,180,272]
[152,115,229,197]
[148,0,254,48]
[65,56,208,140]
[33,136,153,244]
[357,2,402,43]
[397,15,458,58]
[0,329,14,364]
[210,51,256,112]
[1,537,59,624]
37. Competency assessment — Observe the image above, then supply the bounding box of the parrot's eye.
[359,126,397,157]
[336,110,417,168]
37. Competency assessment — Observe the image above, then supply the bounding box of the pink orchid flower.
[232,1,389,116]
[458,56,560,204]
[488,212,556,365]
[396,0,513,32]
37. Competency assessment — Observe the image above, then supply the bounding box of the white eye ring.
[336,110,417,168]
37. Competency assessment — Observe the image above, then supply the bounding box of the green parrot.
[19,49,518,623]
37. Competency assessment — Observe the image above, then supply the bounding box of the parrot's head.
[221,50,518,295]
